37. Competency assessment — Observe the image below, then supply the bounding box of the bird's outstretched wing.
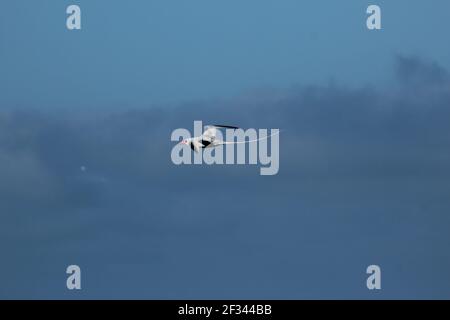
[202,125,239,141]
[202,126,217,141]
[212,125,239,129]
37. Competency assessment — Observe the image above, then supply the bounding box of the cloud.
[395,55,449,87]
[1,55,450,298]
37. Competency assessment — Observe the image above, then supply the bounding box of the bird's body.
[179,125,279,152]
[182,125,232,152]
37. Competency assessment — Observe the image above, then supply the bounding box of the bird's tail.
[220,129,281,145]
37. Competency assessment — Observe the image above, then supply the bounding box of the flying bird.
[179,125,279,152]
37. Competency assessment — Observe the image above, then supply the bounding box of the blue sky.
[1,1,450,299]
[1,0,450,106]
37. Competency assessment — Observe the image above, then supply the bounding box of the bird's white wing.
[202,126,217,141]
[202,125,239,141]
